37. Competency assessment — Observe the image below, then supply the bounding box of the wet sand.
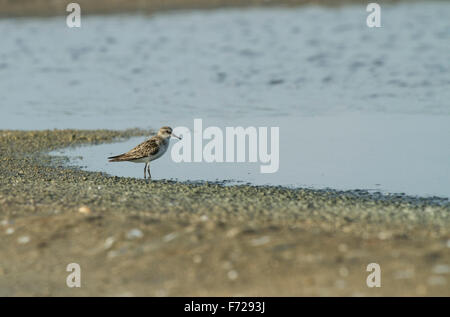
[0,0,408,17]
[0,130,449,296]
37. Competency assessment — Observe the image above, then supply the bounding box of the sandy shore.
[0,129,449,296]
[0,0,410,17]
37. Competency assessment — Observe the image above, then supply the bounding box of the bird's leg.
[144,162,147,180]
[147,163,151,180]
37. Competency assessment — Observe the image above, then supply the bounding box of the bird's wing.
[108,137,160,161]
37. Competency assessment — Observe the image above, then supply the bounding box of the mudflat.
[0,130,448,296]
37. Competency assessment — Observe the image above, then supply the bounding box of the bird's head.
[158,126,181,140]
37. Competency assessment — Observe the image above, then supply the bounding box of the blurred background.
[0,0,405,17]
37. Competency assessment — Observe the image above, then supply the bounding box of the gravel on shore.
[0,129,449,296]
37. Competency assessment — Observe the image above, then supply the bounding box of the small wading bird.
[108,126,181,180]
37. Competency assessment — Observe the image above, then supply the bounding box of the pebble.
[126,228,143,240]
[226,228,240,238]
[17,235,30,244]
[78,206,91,214]
[377,231,392,240]
[250,236,271,246]
[163,232,178,242]
[227,270,238,280]
[432,264,450,275]
[104,237,115,250]
[5,228,15,235]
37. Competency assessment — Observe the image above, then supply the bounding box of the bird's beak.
[172,133,182,140]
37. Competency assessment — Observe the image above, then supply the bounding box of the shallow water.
[2,3,450,197]
[1,3,449,129]
[51,114,450,198]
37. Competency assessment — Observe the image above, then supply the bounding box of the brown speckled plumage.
[108,136,163,162]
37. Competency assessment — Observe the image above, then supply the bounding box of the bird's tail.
[108,154,127,162]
